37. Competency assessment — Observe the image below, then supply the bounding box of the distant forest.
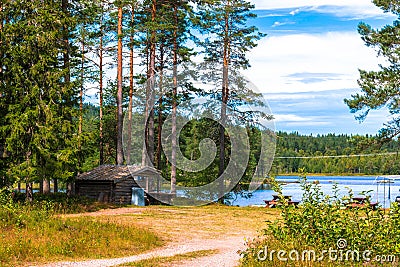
[273,131,400,175]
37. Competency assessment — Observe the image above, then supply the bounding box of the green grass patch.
[0,190,162,266]
[116,249,218,267]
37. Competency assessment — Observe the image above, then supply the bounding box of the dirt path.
[34,206,276,267]
[35,236,245,267]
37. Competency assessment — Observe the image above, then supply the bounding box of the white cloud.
[289,8,301,16]
[243,31,386,94]
[274,114,312,122]
[272,21,295,27]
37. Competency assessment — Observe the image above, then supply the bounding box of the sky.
[243,0,397,135]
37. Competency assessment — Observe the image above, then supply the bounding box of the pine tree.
[116,2,124,165]
[196,0,265,201]
[345,0,400,140]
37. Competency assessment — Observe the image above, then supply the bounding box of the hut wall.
[75,180,113,202]
[113,178,141,205]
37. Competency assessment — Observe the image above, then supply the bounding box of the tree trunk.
[170,4,178,194]
[142,33,150,166]
[79,30,84,168]
[143,0,156,166]
[67,182,74,197]
[116,5,124,165]
[155,41,165,193]
[43,178,51,194]
[148,0,156,165]
[53,178,58,193]
[156,42,164,171]
[218,0,231,203]
[99,31,104,165]
[99,1,104,165]
[127,4,135,165]
[39,180,43,194]
[26,182,33,203]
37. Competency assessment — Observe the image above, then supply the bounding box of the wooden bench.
[346,197,378,210]
[264,195,299,208]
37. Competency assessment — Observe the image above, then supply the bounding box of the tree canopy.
[345,0,400,141]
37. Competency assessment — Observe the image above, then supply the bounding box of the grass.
[0,216,162,267]
[116,249,218,267]
[0,192,163,267]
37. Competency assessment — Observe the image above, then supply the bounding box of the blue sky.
[243,0,397,135]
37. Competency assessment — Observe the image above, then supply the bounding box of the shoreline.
[275,173,380,177]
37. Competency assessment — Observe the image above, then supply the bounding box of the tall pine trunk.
[99,26,104,165]
[156,43,164,171]
[127,4,135,165]
[218,0,231,203]
[142,38,149,166]
[79,30,85,169]
[170,4,178,194]
[116,5,124,165]
[156,42,165,193]
[143,0,156,166]
[98,0,105,165]
[148,0,157,166]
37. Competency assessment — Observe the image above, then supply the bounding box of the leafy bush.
[1,190,68,231]
[240,173,400,266]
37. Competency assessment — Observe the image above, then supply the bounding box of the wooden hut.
[75,165,160,205]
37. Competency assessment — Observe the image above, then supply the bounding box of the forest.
[0,0,269,199]
[1,0,399,200]
[273,132,400,175]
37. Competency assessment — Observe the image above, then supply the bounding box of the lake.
[231,175,400,208]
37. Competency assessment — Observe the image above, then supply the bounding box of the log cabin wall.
[114,178,140,204]
[75,180,114,202]
[75,165,160,205]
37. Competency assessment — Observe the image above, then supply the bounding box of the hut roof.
[77,165,160,182]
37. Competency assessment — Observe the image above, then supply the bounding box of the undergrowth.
[240,171,400,266]
[0,189,161,266]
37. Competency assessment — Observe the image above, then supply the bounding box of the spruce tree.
[1,0,78,199]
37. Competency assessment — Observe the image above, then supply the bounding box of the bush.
[240,173,400,266]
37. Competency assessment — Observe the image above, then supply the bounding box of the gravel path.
[33,236,245,267]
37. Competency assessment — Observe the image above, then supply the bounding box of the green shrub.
[240,173,400,266]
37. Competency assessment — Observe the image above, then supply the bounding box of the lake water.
[231,176,400,208]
